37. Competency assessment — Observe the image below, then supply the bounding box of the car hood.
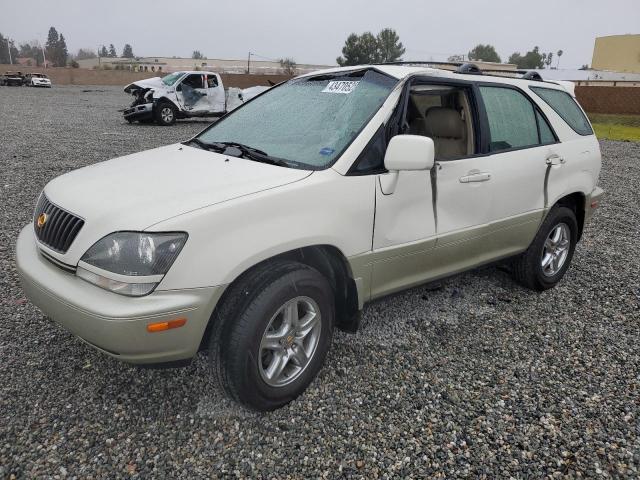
[123,77,167,93]
[44,143,312,234]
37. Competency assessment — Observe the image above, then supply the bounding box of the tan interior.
[407,86,475,159]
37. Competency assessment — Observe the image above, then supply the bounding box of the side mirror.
[384,135,435,171]
[380,135,435,195]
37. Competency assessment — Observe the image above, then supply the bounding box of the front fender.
[153,96,181,111]
[151,169,376,291]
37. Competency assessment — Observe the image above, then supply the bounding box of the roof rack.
[376,61,546,82]
[379,60,464,67]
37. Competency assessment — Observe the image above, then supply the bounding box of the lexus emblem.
[37,213,48,228]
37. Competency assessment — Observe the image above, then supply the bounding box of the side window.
[479,86,539,152]
[206,75,218,88]
[182,74,204,89]
[530,86,593,135]
[536,110,556,144]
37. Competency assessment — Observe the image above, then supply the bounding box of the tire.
[154,101,177,126]
[512,206,578,291]
[208,260,334,411]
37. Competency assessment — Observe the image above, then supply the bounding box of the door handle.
[459,172,491,183]
[546,154,565,165]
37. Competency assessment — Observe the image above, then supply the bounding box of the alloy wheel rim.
[541,222,570,276]
[161,108,173,122]
[258,296,322,387]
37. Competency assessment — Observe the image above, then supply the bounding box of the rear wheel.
[209,261,334,411]
[154,101,177,126]
[512,206,578,291]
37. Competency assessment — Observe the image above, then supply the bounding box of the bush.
[70,60,79,68]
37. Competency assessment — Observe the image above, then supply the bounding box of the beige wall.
[592,34,640,73]
[77,57,331,75]
[0,65,291,87]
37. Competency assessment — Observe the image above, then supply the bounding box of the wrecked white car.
[123,71,270,126]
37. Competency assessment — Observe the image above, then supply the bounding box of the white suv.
[17,63,603,411]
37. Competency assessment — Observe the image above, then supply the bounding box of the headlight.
[76,231,187,296]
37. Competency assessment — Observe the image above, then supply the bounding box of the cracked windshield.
[198,69,397,168]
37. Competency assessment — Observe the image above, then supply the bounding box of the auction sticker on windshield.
[322,81,359,94]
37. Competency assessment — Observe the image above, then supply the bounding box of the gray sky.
[2,0,639,68]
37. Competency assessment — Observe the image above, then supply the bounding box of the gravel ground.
[1,85,639,479]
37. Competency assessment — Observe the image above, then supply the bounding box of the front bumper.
[16,225,225,364]
[123,102,154,121]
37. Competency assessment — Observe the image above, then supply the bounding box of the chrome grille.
[33,195,84,253]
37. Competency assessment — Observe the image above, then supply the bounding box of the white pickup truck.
[123,70,270,125]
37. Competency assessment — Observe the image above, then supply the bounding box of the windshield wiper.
[185,139,299,168]
[212,141,296,168]
[184,138,212,150]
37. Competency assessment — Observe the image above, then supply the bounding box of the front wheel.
[209,261,334,411]
[512,206,578,291]
[154,101,177,126]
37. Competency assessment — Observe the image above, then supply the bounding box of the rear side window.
[530,87,592,135]
[206,75,218,88]
[536,110,556,144]
[479,86,539,152]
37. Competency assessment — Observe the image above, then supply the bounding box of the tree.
[99,45,108,57]
[336,32,378,66]
[57,34,68,66]
[0,33,19,64]
[121,43,134,58]
[556,49,563,68]
[43,27,69,66]
[278,57,297,75]
[376,28,405,63]
[544,51,553,68]
[192,50,204,59]
[508,52,523,66]
[108,44,117,57]
[468,44,501,63]
[18,41,44,65]
[76,48,97,60]
[336,28,404,66]
[508,46,544,69]
[45,27,59,65]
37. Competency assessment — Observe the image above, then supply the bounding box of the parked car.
[122,71,270,125]
[2,71,24,86]
[24,73,52,88]
[17,63,603,411]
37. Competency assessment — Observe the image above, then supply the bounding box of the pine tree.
[45,27,59,66]
[99,45,108,58]
[337,28,404,66]
[376,28,405,63]
[108,44,117,57]
[122,44,134,58]
[58,34,68,66]
[468,44,501,63]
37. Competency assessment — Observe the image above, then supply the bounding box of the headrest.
[424,107,465,139]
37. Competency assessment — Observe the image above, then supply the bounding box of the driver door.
[176,73,209,112]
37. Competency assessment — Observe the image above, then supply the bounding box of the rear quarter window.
[530,86,593,136]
